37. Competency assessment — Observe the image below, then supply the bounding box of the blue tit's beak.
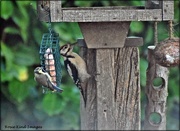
[34,69,39,73]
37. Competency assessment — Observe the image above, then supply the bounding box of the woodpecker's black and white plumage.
[60,43,90,105]
[34,67,63,93]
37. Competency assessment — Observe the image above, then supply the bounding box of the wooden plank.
[77,37,143,48]
[50,1,62,22]
[144,46,169,130]
[80,48,97,130]
[96,48,140,130]
[78,22,130,48]
[124,37,143,47]
[37,1,50,22]
[61,8,162,22]
[161,1,174,20]
[38,1,174,22]
[79,47,140,130]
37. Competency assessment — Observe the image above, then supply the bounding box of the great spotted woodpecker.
[60,43,90,106]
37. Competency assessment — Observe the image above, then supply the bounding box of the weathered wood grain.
[78,22,130,48]
[161,1,174,20]
[80,48,97,130]
[37,1,174,22]
[61,8,162,22]
[37,1,50,22]
[79,47,140,130]
[77,37,143,48]
[50,1,62,22]
[144,47,169,130]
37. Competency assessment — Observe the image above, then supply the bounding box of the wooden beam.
[61,8,162,22]
[80,47,141,130]
[78,22,130,48]
[77,37,143,48]
[50,1,62,22]
[37,1,174,22]
[161,1,174,20]
[37,1,50,22]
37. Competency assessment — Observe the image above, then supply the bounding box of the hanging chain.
[48,8,53,46]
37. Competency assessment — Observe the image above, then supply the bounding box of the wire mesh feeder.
[39,32,62,93]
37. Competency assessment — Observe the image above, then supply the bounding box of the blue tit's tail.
[47,78,63,93]
[52,84,63,93]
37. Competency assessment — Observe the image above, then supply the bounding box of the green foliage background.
[1,0,179,130]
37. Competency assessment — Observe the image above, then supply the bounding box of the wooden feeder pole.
[78,36,141,130]
[37,0,174,130]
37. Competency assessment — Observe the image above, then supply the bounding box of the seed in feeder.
[44,48,57,85]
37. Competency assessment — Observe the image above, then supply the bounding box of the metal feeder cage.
[39,32,62,88]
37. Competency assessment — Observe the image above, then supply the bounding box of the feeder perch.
[39,32,62,88]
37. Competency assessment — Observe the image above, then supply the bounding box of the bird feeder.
[37,0,175,130]
[39,31,62,92]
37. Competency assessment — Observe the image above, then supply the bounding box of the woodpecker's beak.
[70,42,78,50]
[71,42,77,46]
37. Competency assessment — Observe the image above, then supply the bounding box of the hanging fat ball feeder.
[153,21,180,67]
[39,31,63,93]
[38,8,63,93]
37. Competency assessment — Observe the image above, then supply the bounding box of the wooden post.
[78,22,141,130]
[144,46,169,130]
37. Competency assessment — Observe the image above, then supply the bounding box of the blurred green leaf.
[42,93,66,116]
[13,45,36,66]
[1,1,14,20]
[131,1,144,6]
[9,79,30,103]
[12,2,29,43]
[4,27,20,35]
[145,25,153,44]
[158,23,169,42]
[140,58,148,87]
[1,42,14,70]
[1,68,18,82]
[75,1,92,7]
[130,22,144,33]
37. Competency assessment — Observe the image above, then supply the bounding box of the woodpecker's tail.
[80,88,87,108]
[78,84,87,107]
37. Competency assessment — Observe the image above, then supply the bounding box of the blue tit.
[34,67,63,92]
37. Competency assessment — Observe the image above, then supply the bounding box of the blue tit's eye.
[42,68,46,72]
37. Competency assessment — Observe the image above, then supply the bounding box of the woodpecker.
[34,67,63,93]
[60,43,91,106]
